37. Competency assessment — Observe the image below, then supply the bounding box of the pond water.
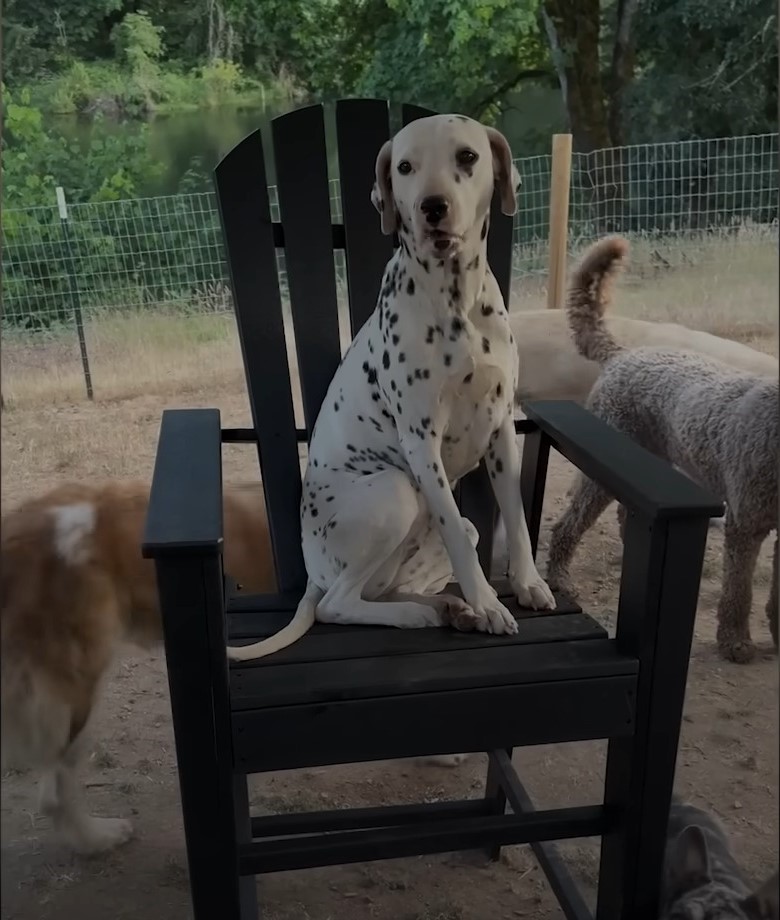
[49,85,566,197]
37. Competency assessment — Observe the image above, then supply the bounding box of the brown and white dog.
[0,480,275,855]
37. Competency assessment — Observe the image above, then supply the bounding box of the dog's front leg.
[485,417,556,610]
[401,437,518,635]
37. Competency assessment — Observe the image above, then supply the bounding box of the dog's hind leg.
[546,474,613,598]
[716,519,765,664]
[767,535,778,649]
[39,729,133,856]
[315,470,485,631]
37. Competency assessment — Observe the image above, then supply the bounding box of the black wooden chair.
[142,100,722,920]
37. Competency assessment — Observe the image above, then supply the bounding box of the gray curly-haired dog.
[546,236,778,663]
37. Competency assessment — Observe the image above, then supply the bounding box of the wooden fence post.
[546,134,573,310]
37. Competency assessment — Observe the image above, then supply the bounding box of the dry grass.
[0,231,776,512]
[512,227,779,351]
[3,230,777,417]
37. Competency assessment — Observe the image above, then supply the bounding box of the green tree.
[2,0,124,82]
[358,0,550,120]
[2,88,162,208]
[626,0,777,142]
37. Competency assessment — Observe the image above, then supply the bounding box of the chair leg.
[235,775,260,918]
[155,555,251,920]
[596,514,710,919]
[483,747,511,860]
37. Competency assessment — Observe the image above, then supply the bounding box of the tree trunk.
[608,0,639,146]
[542,0,612,152]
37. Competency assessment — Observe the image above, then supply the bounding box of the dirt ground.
[1,361,778,920]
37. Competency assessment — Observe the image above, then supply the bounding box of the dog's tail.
[226,579,323,661]
[566,235,629,366]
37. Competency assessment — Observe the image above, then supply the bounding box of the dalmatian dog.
[227,114,556,663]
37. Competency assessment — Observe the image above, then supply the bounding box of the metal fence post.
[56,186,93,400]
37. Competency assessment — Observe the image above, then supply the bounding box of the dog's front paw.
[472,594,518,635]
[718,634,756,664]
[511,571,556,611]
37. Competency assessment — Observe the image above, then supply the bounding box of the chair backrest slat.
[214,130,306,593]
[401,103,436,125]
[273,105,342,432]
[487,193,513,308]
[336,99,394,335]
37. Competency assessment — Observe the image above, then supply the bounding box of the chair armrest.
[523,400,724,521]
[142,408,224,558]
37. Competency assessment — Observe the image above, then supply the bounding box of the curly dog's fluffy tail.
[566,235,630,365]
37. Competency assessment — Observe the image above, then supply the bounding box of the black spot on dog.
[467,255,479,270]
[482,337,490,354]
[444,354,452,367]
[495,459,504,473]
[496,383,502,397]
[334,402,340,411]
[481,304,494,316]
[407,277,415,296]
[439,515,445,524]
[417,257,430,273]
[392,334,400,346]
[463,372,473,384]
[450,316,463,339]
[451,258,460,276]
[398,352,406,363]
[421,417,431,429]
[382,350,390,369]
[422,369,430,379]
[437,476,445,488]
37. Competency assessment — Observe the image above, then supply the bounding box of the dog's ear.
[486,127,520,216]
[667,825,711,898]
[373,139,397,235]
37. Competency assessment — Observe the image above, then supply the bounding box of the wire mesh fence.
[2,133,777,402]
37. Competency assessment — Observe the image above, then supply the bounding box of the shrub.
[200,58,242,106]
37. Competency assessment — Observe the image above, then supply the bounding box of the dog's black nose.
[420,196,449,225]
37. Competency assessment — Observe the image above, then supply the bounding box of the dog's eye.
[456,149,478,167]
[397,160,412,175]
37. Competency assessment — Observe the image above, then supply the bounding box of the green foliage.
[626,0,777,142]
[111,11,165,69]
[2,90,163,209]
[358,0,547,119]
[200,59,244,106]
[2,0,123,83]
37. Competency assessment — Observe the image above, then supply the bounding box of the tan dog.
[511,309,777,408]
[1,480,275,855]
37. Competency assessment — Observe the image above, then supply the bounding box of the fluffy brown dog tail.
[566,235,630,365]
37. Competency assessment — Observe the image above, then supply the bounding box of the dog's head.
[371,114,520,260]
